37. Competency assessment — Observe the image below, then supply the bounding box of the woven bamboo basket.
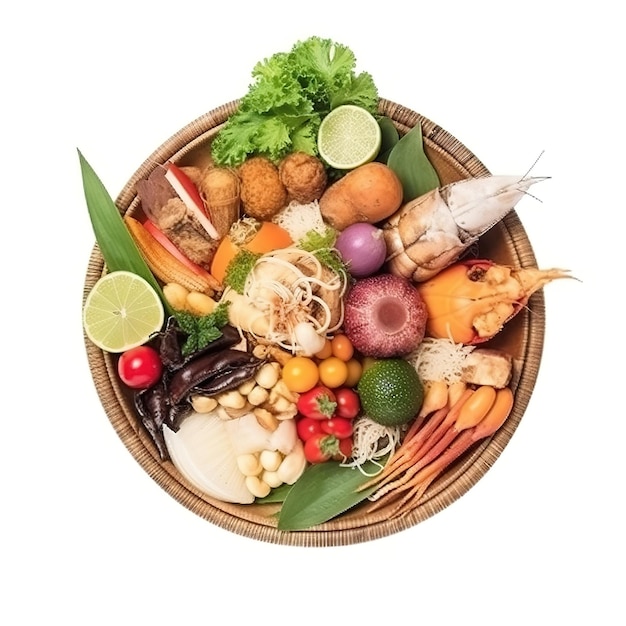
[82,98,545,546]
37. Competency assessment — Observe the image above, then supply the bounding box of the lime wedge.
[318,105,382,170]
[83,270,165,353]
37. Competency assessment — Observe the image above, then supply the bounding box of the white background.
[2,2,623,624]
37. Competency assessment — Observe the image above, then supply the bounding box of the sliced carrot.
[210,237,240,284]
[210,222,293,284]
[245,222,293,253]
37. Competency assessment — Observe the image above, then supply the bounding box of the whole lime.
[357,359,424,426]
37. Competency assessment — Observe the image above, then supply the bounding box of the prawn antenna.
[517,150,549,203]
[520,150,546,181]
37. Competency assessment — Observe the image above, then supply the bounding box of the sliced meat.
[135,167,218,270]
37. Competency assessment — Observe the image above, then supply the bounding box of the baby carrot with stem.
[357,383,451,492]
[360,389,474,498]
[367,387,514,517]
[386,386,498,495]
[359,406,450,499]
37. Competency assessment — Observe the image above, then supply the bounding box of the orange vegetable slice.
[210,222,293,284]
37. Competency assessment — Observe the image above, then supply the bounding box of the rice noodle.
[272,200,327,242]
[407,337,475,384]
[341,417,403,476]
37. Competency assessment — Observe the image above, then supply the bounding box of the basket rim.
[82,97,545,547]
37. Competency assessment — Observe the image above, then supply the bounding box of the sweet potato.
[319,162,403,231]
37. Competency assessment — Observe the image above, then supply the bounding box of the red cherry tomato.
[296,417,323,442]
[303,433,340,463]
[117,345,163,389]
[333,437,354,461]
[321,417,354,439]
[335,387,361,419]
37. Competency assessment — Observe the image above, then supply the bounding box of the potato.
[319,162,403,230]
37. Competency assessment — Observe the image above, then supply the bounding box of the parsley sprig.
[174,302,231,356]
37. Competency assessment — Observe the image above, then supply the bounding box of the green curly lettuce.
[211,36,379,166]
[298,227,346,277]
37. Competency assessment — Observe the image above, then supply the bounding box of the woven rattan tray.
[82,98,544,546]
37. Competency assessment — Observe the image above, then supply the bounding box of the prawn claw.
[383,175,548,282]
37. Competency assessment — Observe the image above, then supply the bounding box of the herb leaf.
[174,302,231,356]
[277,460,382,531]
[224,249,261,294]
[298,227,346,276]
[387,123,440,202]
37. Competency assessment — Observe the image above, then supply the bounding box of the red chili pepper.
[304,432,341,463]
[321,417,353,439]
[296,385,337,420]
[296,416,324,442]
[333,437,353,461]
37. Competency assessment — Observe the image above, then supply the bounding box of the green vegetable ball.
[357,359,424,426]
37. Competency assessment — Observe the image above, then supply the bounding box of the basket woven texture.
[83,99,545,547]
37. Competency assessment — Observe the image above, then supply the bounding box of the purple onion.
[335,223,387,277]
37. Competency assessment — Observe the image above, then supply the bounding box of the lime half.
[318,105,382,170]
[83,270,165,353]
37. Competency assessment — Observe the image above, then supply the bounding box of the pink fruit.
[343,274,427,357]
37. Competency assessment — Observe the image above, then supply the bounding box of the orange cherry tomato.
[282,356,319,393]
[331,334,354,361]
[318,356,349,389]
[314,338,333,360]
[344,358,363,388]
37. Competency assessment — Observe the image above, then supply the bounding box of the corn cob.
[124,216,218,295]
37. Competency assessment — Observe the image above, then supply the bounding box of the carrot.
[210,221,293,283]
[358,408,444,493]
[359,389,473,496]
[365,386,514,517]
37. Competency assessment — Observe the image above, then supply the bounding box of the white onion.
[223,413,273,455]
[163,412,254,504]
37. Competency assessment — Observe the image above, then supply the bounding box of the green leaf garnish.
[376,115,400,163]
[387,123,440,202]
[174,302,231,356]
[298,227,346,277]
[210,36,379,166]
[256,482,293,504]
[277,460,382,531]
